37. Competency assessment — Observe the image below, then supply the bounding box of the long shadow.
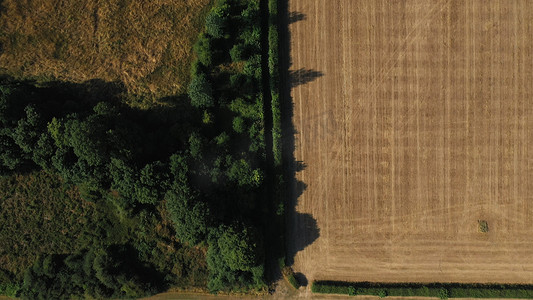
[288,11,306,24]
[278,0,321,273]
[290,68,324,88]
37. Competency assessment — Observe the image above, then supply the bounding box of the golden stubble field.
[288,0,533,286]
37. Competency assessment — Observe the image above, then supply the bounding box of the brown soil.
[287,0,533,289]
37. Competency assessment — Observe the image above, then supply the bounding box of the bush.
[217,225,262,272]
[240,26,261,50]
[439,287,449,299]
[377,288,387,298]
[281,267,299,290]
[188,73,215,108]
[243,54,262,81]
[193,33,213,67]
[205,11,226,38]
[0,282,21,297]
[230,43,247,62]
[348,286,356,296]
[232,117,245,133]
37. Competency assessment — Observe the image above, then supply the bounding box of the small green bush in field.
[478,220,489,233]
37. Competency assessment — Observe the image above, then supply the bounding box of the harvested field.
[287,0,533,286]
[0,0,212,105]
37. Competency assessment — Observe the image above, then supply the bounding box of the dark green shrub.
[243,54,262,80]
[281,266,300,290]
[230,43,246,62]
[0,282,21,297]
[193,33,213,67]
[439,287,449,299]
[205,11,226,38]
[377,288,387,298]
[232,116,245,133]
[348,286,356,296]
[188,73,215,108]
[287,274,299,290]
[240,26,261,50]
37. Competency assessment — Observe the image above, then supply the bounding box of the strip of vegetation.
[260,0,287,286]
[312,281,533,299]
[268,0,285,222]
[189,0,269,293]
[268,0,282,168]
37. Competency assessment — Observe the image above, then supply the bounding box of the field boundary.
[312,281,533,299]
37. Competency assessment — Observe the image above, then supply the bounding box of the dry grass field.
[0,0,212,105]
[288,0,533,286]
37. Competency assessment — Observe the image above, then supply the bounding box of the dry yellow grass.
[0,0,212,106]
[288,0,533,288]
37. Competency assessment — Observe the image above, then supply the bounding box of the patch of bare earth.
[288,0,533,290]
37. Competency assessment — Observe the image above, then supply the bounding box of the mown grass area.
[312,281,533,299]
[0,0,213,107]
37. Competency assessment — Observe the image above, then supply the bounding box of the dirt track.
[287,0,533,287]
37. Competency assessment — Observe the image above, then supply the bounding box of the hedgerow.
[312,281,533,299]
[268,0,282,168]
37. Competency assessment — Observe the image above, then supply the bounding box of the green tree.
[0,133,24,171]
[12,105,42,154]
[188,132,204,159]
[134,161,168,205]
[205,11,225,38]
[166,187,209,245]
[243,54,262,80]
[166,153,209,245]
[217,224,262,271]
[32,133,55,170]
[226,158,263,187]
[230,43,247,62]
[188,73,215,108]
[232,116,245,133]
[193,33,213,67]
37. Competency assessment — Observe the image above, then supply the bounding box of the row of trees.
[185,0,269,292]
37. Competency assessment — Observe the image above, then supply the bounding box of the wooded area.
[0,0,278,298]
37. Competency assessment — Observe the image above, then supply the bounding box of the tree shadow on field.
[294,272,308,287]
[288,11,306,24]
[290,68,324,88]
[279,0,321,273]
